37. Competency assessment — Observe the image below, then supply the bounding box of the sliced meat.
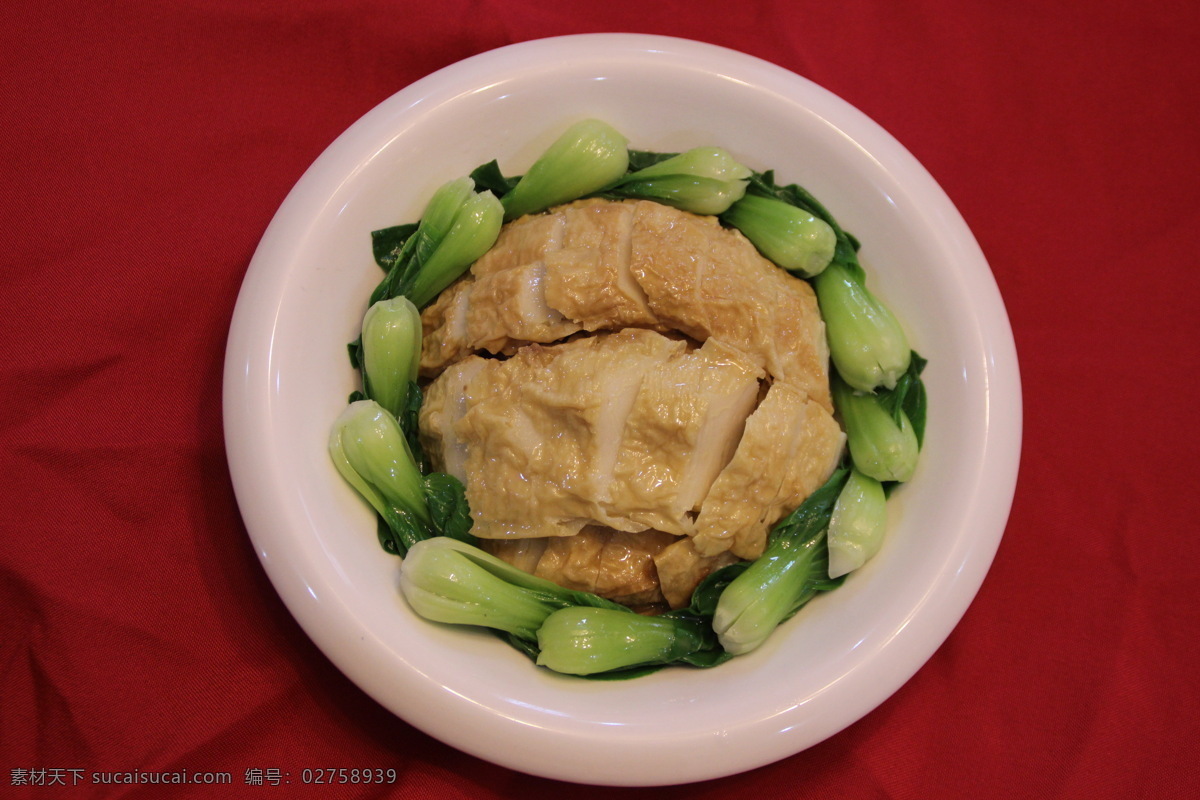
[417,354,488,481]
[607,337,762,535]
[693,380,845,559]
[471,211,565,276]
[449,344,594,540]
[628,200,832,411]
[419,279,473,375]
[542,199,660,330]
[484,526,676,607]
[524,329,686,534]
[433,328,761,540]
[449,329,683,539]
[419,260,582,375]
[465,261,581,353]
[531,527,605,593]
[593,529,677,605]
[419,199,831,413]
[481,537,548,575]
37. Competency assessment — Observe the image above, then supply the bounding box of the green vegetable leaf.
[378,504,433,556]
[608,147,751,215]
[767,467,850,550]
[672,642,736,669]
[745,170,864,282]
[497,631,540,661]
[469,160,521,198]
[371,223,419,271]
[626,148,679,171]
[398,380,427,475]
[376,516,401,556]
[683,561,750,617]
[876,351,928,448]
[367,231,421,307]
[423,472,476,544]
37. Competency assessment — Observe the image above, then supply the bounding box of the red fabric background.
[3,0,1197,797]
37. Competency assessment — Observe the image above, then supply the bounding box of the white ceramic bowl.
[223,34,1021,786]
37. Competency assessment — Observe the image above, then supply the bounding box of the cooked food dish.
[328,119,925,674]
[418,198,844,609]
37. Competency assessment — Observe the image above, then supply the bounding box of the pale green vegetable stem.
[329,400,430,523]
[414,176,477,263]
[832,376,919,483]
[399,538,563,640]
[360,296,422,418]
[721,194,836,277]
[827,468,888,578]
[712,544,823,656]
[535,607,708,675]
[500,119,630,220]
[613,147,751,215]
[408,189,503,308]
[815,261,911,392]
[711,469,847,655]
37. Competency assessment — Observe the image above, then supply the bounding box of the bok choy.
[826,467,888,578]
[359,296,421,419]
[713,469,849,655]
[608,146,751,215]
[397,537,618,641]
[398,537,729,676]
[721,193,836,277]
[814,261,911,393]
[831,374,919,483]
[329,400,432,556]
[536,607,723,676]
[368,177,503,309]
[498,119,630,220]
